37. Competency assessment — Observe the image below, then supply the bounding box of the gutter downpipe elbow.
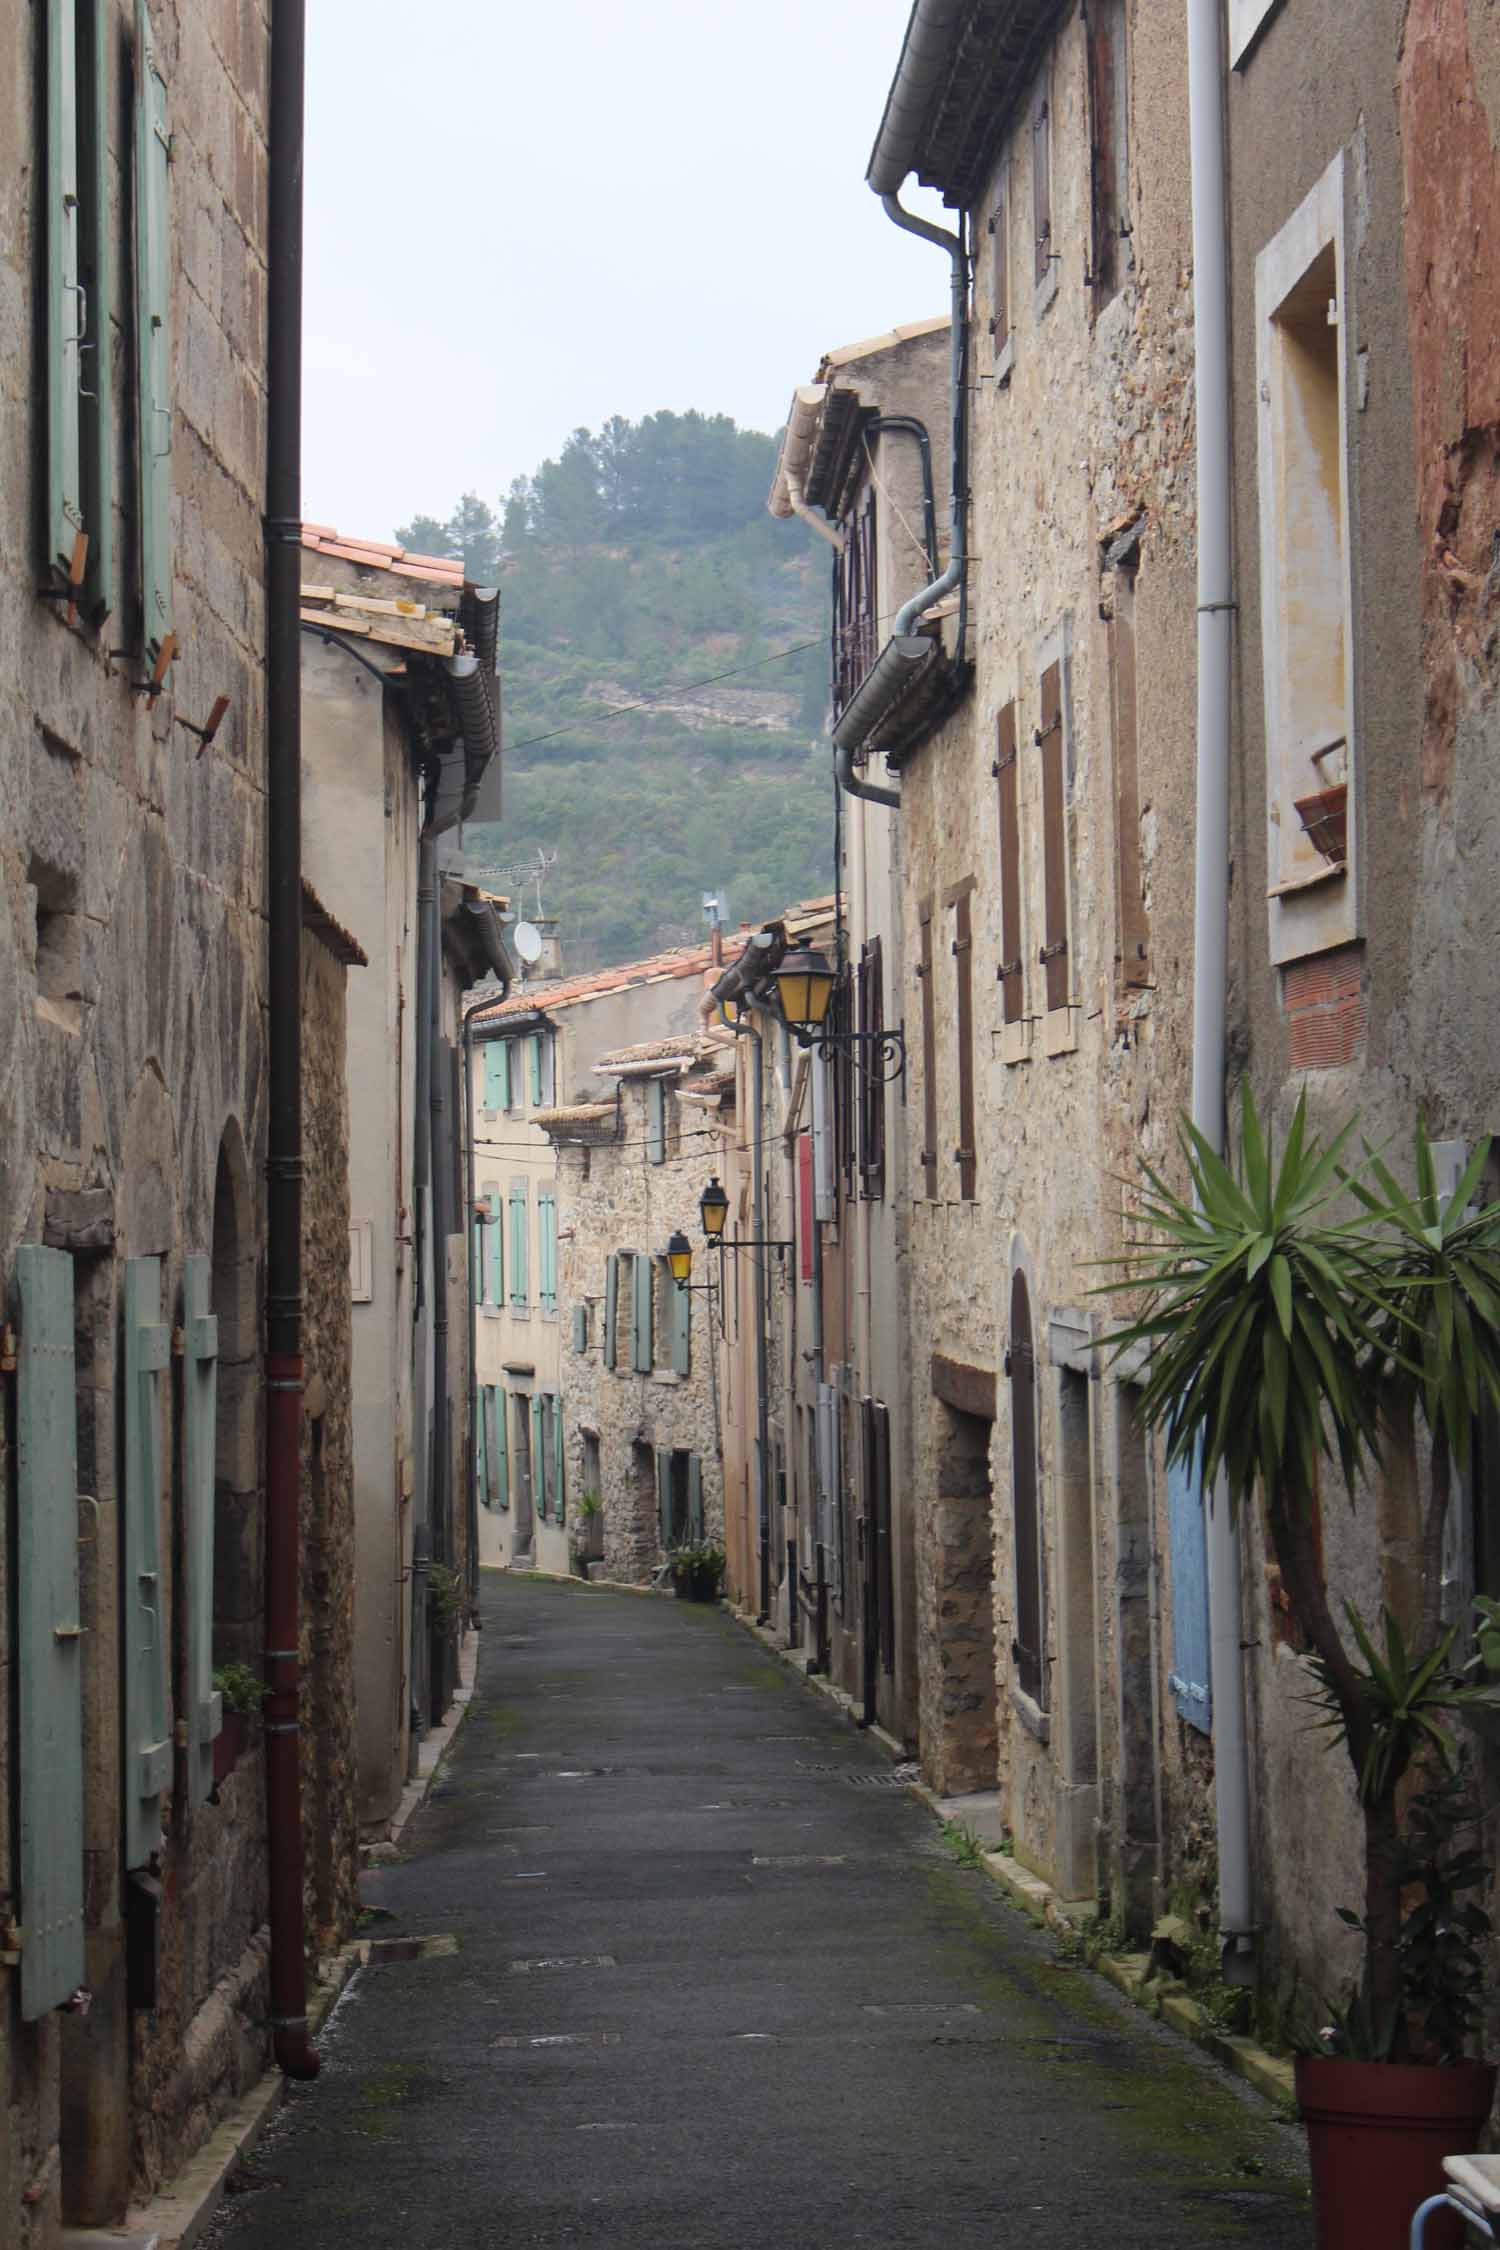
[1187,0,1253,1979]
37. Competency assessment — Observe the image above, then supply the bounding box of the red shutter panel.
[1038,661,1070,1014]
[798,1132,814,1283]
[1033,95,1052,285]
[953,891,976,1201]
[918,902,937,1198]
[996,705,1024,1026]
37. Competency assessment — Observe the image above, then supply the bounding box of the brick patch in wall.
[1280,943,1365,1071]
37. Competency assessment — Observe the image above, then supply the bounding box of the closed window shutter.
[554,1399,566,1526]
[1033,92,1052,285]
[499,1040,512,1108]
[632,1252,653,1372]
[15,1246,86,2019]
[134,0,173,670]
[483,1041,505,1110]
[509,1182,528,1304]
[996,705,1024,1025]
[953,892,976,1200]
[528,1035,542,1105]
[77,0,114,623]
[603,1252,619,1368]
[182,1254,222,1807]
[688,1455,704,1543]
[858,938,885,1197]
[124,1256,171,1868]
[798,1132,814,1282]
[872,1401,894,1674]
[812,1050,834,1221]
[543,1037,556,1106]
[530,1395,546,1518]
[917,902,937,1198]
[1009,1272,1044,1707]
[1109,562,1151,986]
[539,1189,557,1311]
[487,1189,503,1305]
[44,0,84,584]
[1038,660,1070,1013]
[475,1382,487,1504]
[656,1448,672,1550]
[1167,1446,1213,1732]
[471,1203,484,1302]
[646,1079,665,1165]
[491,1389,508,1509]
[670,1269,690,1375]
[572,1303,588,1353]
[989,195,1009,358]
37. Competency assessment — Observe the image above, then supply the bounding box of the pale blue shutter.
[182,1255,222,1806]
[509,1182,528,1305]
[656,1449,672,1551]
[44,0,84,582]
[688,1455,704,1543]
[1167,1446,1212,1734]
[475,1382,487,1506]
[124,1256,171,1867]
[553,1398,566,1526]
[78,0,115,623]
[486,1189,503,1306]
[493,1389,508,1508]
[572,1304,588,1353]
[670,1273,690,1376]
[632,1254,653,1373]
[483,1040,505,1110]
[16,1247,86,2019]
[603,1254,619,1369]
[539,1190,557,1312]
[531,1394,546,1517]
[646,1079,666,1165]
[528,1035,542,1105]
[133,0,173,670]
[471,1203,485,1306]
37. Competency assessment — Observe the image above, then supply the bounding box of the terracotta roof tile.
[472,940,719,1025]
[299,525,466,589]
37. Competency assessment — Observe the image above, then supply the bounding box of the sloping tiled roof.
[534,1102,617,1136]
[595,1032,729,1074]
[300,880,368,967]
[300,523,465,589]
[471,941,719,1026]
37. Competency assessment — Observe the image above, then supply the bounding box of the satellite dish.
[512,921,544,965]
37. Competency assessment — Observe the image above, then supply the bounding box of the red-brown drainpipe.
[264,0,318,2082]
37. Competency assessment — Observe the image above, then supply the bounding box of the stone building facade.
[546,1042,730,1583]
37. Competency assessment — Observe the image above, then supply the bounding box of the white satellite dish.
[512,921,544,965]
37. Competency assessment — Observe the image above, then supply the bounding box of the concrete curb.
[723,1604,1297,2118]
[71,1630,483,2250]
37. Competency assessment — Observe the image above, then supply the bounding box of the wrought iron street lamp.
[699,1177,730,1240]
[772,946,906,1086]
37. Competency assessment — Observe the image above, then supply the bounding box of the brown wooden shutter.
[858,937,885,1199]
[917,902,937,1198]
[1033,94,1052,285]
[995,704,1024,1027]
[1109,562,1151,987]
[953,891,976,1201]
[1037,661,1070,1014]
[1009,1271,1043,1706]
[873,1400,894,1675]
[989,196,1009,357]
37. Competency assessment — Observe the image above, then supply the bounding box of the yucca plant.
[1098,1087,1500,2052]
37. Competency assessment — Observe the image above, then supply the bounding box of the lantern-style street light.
[772,945,905,1085]
[699,1177,730,1240]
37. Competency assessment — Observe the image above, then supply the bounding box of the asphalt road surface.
[210,1573,1310,2249]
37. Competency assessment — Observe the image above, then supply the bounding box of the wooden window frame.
[1087,0,1130,313]
[994,704,1027,1056]
[916,900,938,1198]
[1107,551,1151,991]
[988,190,1013,382]
[1034,642,1078,1055]
[1031,83,1056,307]
[834,488,879,720]
[948,880,977,1202]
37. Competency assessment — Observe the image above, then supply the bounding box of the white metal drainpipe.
[1187,0,1254,1978]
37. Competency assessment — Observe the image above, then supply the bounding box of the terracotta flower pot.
[1296,2054,1498,2250]
[1293,782,1348,865]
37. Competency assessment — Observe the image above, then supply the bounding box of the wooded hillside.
[399,413,834,969]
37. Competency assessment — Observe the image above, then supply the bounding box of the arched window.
[211,1125,259,1667]
[1008,1269,1044,1707]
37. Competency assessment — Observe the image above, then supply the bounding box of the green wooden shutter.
[44,0,84,581]
[182,1255,222,1806]
[499,1041,512,1107]
[527,1034,542,1105]
[670,1272,690,1376]
[483,1040,504,1109]
[133,0,173,668]
[486,1189,503,1306]
[16,1247,86,2019]
[124,1255,171,1869]
[646,1079,666,1165]
[531,1394,545,1517]
[572,1304,587,1353]
[471,1202,484,1306]
[603,1253,619,1369]
[509,1181,528,1305]
[475,1381,487,1505]
[688,1454,704,1544]
[78,0,115,623]
[632,1254,653,1373]
[493,1389,508,1509]
[539,1189,557,1312]
[553,1397,566,1526]
[656,1449,671,1551]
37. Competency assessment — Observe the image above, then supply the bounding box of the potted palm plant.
[1100,1091,1500,2250]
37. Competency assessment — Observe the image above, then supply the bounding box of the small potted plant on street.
[670,1542,725,1603]
[1099,1092,1500,2250]
[570,1488,604,1575]
[212,1660,267,1785]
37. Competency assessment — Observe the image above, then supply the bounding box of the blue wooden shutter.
[182,1255,222,1806]
[553,1398,566,1526]
[603,1253,619,1369]
[656,1449,671,1550]
[539,1190,557,1312]
[632,1254,653,1372]
[486,1188,503,1307]
[1167,1446,1212,1733]
[77,0,115,623]
[483,1040,505,1110]
[527,1035,542,1105]
[124,1256,171,1867]
[471,1202,484,1305]
[542,1036,556,1106]
[531,1394,545,1517]
[670,1273,690,1376]
[509,1181,528,1305]
[44,0,84,582]
[572,1304,587,1353]
[474,1381,487,1506]
[133,0,173,669]
[646,1079,666,1165]
[16,1247,86,2019]
[494,1389,508,1508]
[688,1455,704,1543]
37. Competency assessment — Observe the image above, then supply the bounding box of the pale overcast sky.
[302,0,951,542]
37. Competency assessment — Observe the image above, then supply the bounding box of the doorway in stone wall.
[1110,1381,1162,1937]
[511,1391,535,1557]
[931,1397,999,1795]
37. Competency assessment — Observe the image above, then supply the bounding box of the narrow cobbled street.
[213,1577,1309,2250]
